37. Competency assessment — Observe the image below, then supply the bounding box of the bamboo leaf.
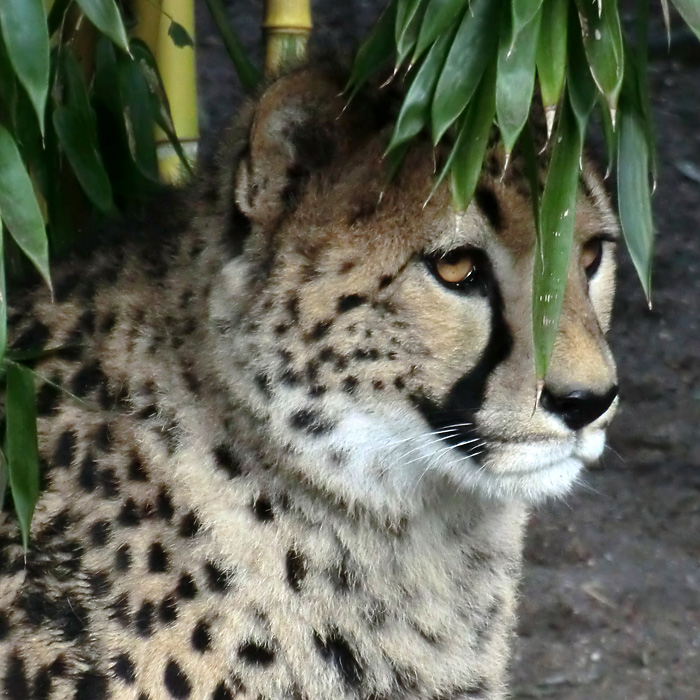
[395,0,426,68]
[632,3,656,178]
[386,29,454,153]
[496,4,541,154]
[117,54,159,181]
[0,125,51,290]
[347,0,398,96]
[203,0,261,92]
[74,0,130,53]
[449,65,497,210]
[431,0,501,144]
[53,107,115,214]
[617,99,654,301]
[599,95,617,177]
[0,221,5,362]
[533,99,583,380]
[512,0,545,41]
[567,11,597,133]
[0,449,8,513]
[413,0,467,63]
[168,20,194,48]
[575,0,624,120]
[6,361,41,549]
[0,0,49,134]
[671,0,700,40]
[129,39,194,176]
[536,0,568,137]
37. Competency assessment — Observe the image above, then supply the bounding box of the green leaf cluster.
[347,0,700,379]
[0,0,190,547]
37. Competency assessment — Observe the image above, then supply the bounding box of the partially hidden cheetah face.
[211,69,618,513]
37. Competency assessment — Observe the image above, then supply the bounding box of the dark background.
[195,2,700,697]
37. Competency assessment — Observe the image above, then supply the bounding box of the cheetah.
[0,66,619,700]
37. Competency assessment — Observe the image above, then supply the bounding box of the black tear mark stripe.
[412,272,512,451]
[475,184,503,232]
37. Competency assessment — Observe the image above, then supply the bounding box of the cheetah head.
[209,68,618,514]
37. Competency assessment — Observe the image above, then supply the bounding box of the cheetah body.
[0,68,619,700]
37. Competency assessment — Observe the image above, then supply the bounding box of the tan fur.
[0,67,618,700]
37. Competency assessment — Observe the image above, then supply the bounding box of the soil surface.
[195,3,700,698]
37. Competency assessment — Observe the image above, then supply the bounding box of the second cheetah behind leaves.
[0,67,619,700]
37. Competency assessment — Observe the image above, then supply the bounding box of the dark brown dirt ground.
[195,3,700,698]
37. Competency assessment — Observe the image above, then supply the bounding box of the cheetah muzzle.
[1,66,618,700]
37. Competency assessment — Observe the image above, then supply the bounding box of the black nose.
[540,385,618,431]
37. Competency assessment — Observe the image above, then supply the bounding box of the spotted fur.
[0,66,618,700]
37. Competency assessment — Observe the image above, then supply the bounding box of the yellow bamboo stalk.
[263,0,312,76]
[156,0,198,182]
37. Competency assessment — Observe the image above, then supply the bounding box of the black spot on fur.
[115,544,131,571]
[87,571,112,597]
[313,630,363,687]
[337,294,366,313]
[338,260,355,274]
[211,682,233,700]
[14,320,50,351]
[128,455,150,481]
[164,659,191,698]
[177,573,198,599]
[191,620,211,652]
[179,511,202,538]
[148,542,170,573]
[70,360,107,397]
[78,454,98,492]
[212,445,241,478]
[238,642,275,666]
[135,601,155,637]
[156,487,175,520]
[286,296,300,323]
[93,423,113,452]
[342,376,359,394]
[53,271,80,302]
[252,496,274,521]
[379,275,393,289]
[475,184,503,231]
[118,498,141,526]
[110,593,131,627]
[36,382,60,416]
[89,520,111,547]
[0,611,10,640]
[97,468,120,499]
[309,319,333,341]
[4,654,29,700]
[255,372,273,398]
[289,409,334,436]
[18,591,88,641]
[32,665,52,700]
[99,311,117,333]
[113,653,137,684]
[38,509,71,540]
[204,562,230,592]
[75,670,108,700]
[285,549,307,592]
[159,595,178,623]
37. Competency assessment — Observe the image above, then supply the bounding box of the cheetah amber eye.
[581,238,604,277]
[426,247,483,291]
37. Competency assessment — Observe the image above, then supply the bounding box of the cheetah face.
[215,69,618,512]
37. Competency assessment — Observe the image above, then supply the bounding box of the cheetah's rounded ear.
[234,70,346,227]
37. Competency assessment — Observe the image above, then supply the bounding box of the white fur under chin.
[289,402,608,510]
